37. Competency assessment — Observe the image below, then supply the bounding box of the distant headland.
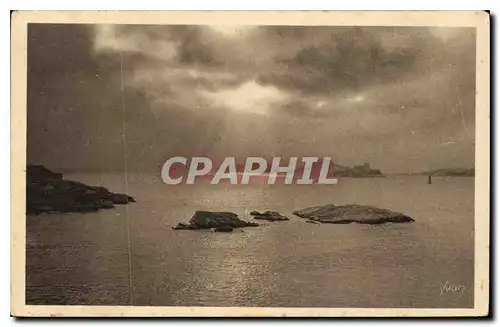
[420,168,475,177]
[332,162,384,178]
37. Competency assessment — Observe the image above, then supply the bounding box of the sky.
[27,24,476,174]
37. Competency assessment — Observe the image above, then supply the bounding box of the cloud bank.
[27,24,475,173]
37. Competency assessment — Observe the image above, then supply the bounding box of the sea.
[25,174,475,308]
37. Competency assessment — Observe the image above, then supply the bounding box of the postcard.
[11,10,490,317]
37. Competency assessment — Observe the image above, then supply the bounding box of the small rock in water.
[306,220,319,224]
[293,204,414,225]
[250,210,290,221]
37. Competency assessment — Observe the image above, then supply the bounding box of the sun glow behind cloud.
[351,95,365,103]
[200,80,289,116]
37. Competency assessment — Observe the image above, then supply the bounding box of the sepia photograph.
[10,11,490,317]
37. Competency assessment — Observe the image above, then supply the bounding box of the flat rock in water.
[250,211,290,221]
[173,211,259,230]
[293,204,414,224]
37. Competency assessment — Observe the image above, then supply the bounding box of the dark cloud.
[27,24,123,172]
[99,25,232,69]
[27,24,237,172]
[28,24,98,76]
[255,26,470,97]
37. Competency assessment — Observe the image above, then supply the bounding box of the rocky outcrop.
[293,204,414,224]
[173,211,259,230]
[250,211,290,221]
[26,164,135,215]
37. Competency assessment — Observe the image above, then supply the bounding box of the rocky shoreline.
[26,165,135,215]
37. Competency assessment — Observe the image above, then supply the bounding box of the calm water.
[26,174,474,307]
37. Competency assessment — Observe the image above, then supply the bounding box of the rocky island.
[26,164,135,215]
[332,163,384,178]
[293,204,414,224]
[173,211,259,231]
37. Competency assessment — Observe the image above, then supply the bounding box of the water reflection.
[26,175,474,307]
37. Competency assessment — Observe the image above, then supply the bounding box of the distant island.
[331,163,384,178]
[421,168,475,177]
